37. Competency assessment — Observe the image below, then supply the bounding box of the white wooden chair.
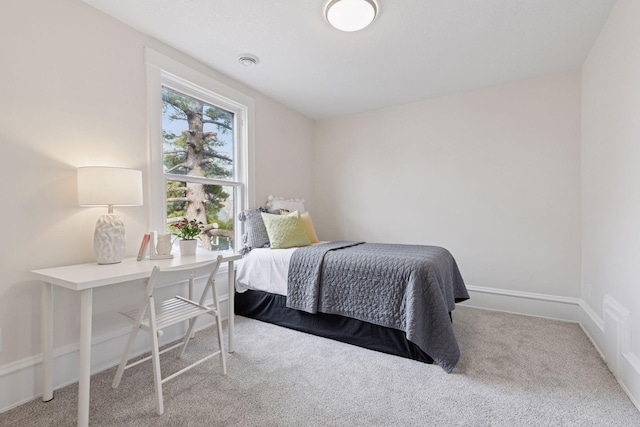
[112,256,226,415]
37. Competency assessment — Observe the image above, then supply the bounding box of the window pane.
[161,86,234,180]
[166,180,235,251]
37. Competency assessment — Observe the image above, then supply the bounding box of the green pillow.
[261,211,311,249]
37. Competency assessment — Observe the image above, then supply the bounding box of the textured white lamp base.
[94,213,126,264]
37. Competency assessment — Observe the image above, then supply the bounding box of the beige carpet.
[2,306,639,426]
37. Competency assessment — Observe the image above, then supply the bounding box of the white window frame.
[145,48,255,251]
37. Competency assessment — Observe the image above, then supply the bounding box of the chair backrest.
[145,256,223,296]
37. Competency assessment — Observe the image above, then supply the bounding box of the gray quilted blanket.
[287,241,469,373]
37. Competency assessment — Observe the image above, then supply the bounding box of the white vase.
[179,239,197,256]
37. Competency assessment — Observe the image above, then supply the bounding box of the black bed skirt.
[234,289,435,364]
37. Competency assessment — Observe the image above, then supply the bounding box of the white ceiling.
[82,0,616,120]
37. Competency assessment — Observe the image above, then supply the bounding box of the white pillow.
[266,195,306,214]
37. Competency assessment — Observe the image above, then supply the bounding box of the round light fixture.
[325,0,377,32]
[238,54,259,67]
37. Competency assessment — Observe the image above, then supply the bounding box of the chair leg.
[210,281,227,375]
[148,302,164,415]
[179,317,197,359]
[215,312,227,375]
[112,307,146,389]
[179,277,211,359]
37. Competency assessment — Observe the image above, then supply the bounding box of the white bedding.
[235,247,296,296]
[235,243,328,296]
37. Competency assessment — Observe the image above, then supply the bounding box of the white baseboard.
[461,285,582,322]
[620,352,640,411]
[2,286,639,415]
[0,294,228,413]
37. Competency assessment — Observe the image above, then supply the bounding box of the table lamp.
[77,167,143,264]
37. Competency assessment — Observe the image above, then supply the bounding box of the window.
[146,49,253,253]
[161,84,239,251]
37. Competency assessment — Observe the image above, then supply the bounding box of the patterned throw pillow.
[261,211,311,249]
[238,208,270,255]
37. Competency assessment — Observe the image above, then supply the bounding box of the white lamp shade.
[77,167,143,207]
[326,0,377,32]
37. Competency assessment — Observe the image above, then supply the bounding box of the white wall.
[0,0,313,406]
[581,0,640,402]
[314,72,582,297]
[254,97,316,212]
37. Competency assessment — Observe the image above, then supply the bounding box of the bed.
[235,239,469,372]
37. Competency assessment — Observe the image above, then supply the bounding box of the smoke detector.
[238,54,259,67]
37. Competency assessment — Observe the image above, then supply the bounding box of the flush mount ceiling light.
[238,54,259,67]
[325,0,378,32]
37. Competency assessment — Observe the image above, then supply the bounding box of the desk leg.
[227,260,235,353]
[42,282,54,402]
[78,289,93,427]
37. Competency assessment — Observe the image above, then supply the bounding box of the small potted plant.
[171,218,204,256]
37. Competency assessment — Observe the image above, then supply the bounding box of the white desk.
[32,252,242,427]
